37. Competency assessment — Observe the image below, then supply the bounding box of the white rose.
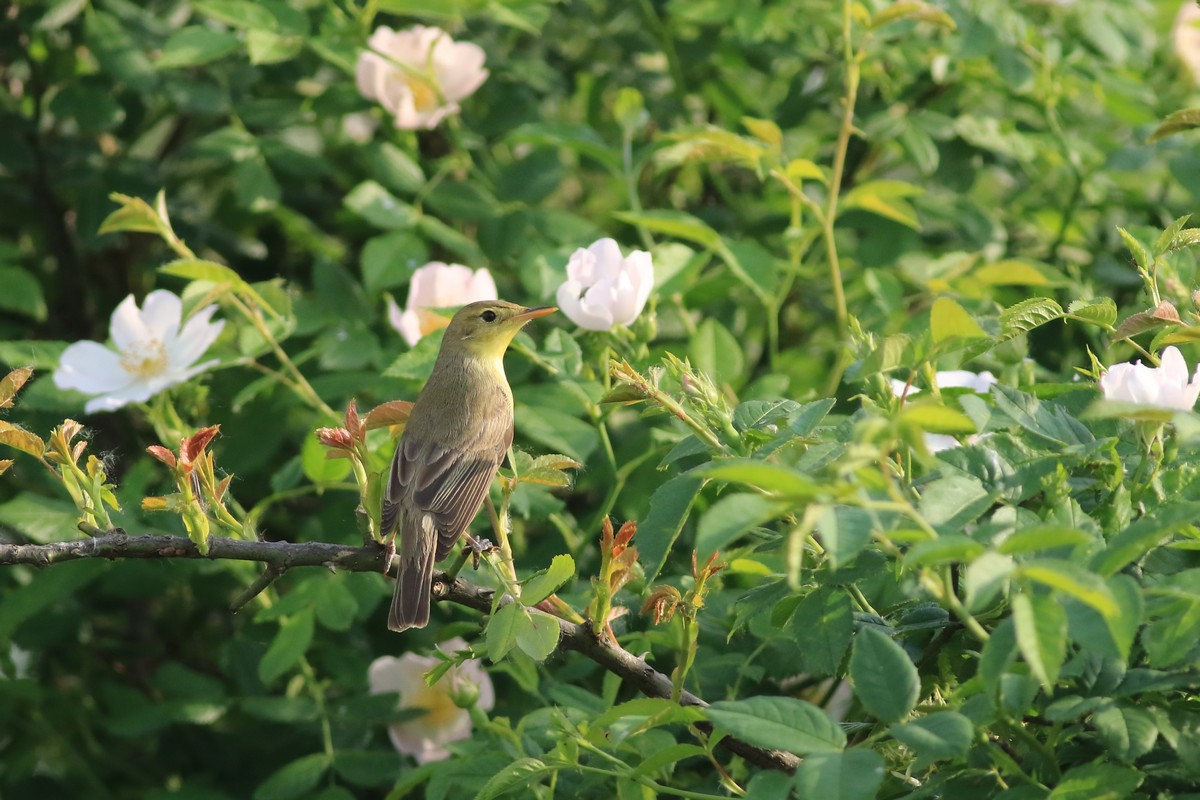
[53,290,224,414]
[890,369,997,452]
[356,25,488,130]
[1174,1,1200,84]
[555,238,654,331]
[1098,346,1200,411]
[387,262,498,346]
[368,638,495,764]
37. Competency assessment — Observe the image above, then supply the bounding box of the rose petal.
[168,306,224,370]
[139,290,184,344]
[108,294,152,353]
[587,238,625,282]
[54,341,129,394]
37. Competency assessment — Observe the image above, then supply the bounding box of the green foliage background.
[4,0,1200,798]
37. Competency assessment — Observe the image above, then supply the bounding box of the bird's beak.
[514,305,557,322]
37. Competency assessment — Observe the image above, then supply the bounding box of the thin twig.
[0,532,800,773]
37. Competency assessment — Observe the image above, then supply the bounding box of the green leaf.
[313,579,359,631]
[787,587,855,677]
[332,749,402,787]
[917,474,992,531]
[592,697,706,733]
[247,29,303,64]
[1046,762,1143,800]
[417,216,483,263]
[793,750,884,800]
[384,329,444,379]
[631,744,709,778]
[156,26,240,69]
[474,758,552,800]
[696,459,820,497]
[1092,703,1158,763]
[521,554,575,605]
[900,403,978,435]
[0,339,68,370]
[1017,559,1119,619]
[849,626,919,723]
[361,231,427,294]
[366,142,427,195]
[817,506,875,569]
[160,258,245,287]
[842,180,923,229]
[515,611,560,662]
[637,474,703,582]
[301,429,352,484]
[695,493,782,558]
[1112,300,1181,342]
[486,602,522,662]
[193,0,277,29]
[0,559,106,640]
[1149,107,1200,143]
[1116,227,1151,270]
[998,525,1093,554]
[998,297,1064,341]
[991,385,1093,447]
[706,696,846,756]
[1142,596,1200,668]
[689,317,745,386]
[931,297,988,343]
[1092,501,1200,576]
[344,181,420,230]
[1066,298,1118,328]
[613,209,722,250]
[253,753,330,800]
[258,609,315,684]
[0,268,47,322]
[974,259,1056,286]
[963,552,1015,613]
[1012,592,1066,690]
[905,534,986,567]
[869,0,956,30]
[733,399,801,433]
[890,711,974,764]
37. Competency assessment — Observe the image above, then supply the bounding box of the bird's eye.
[480,310,498,323]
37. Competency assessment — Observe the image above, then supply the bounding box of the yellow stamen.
[403,74,441,112]
[417,308,452,337]
[120,341,168,378]
[409,680,461,729]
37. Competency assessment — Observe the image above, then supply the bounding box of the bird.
[383,300,556,631]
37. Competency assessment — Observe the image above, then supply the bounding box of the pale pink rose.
[54,290,224,413]
[368,638,495,764]
[1099,346,1200,411]
[555,238,654,331]
[1174,1,1200,84]
[387,263,498,346]
[356,25,488,130]
[890,369,997,452]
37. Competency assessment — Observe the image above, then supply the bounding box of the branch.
[0,532,800,773]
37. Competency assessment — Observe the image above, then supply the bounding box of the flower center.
[120,340,168,379]
[411,681,461,729]
[403,73,441,112]
[416,307,452,337]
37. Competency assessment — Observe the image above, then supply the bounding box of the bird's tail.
[388,512,436,632]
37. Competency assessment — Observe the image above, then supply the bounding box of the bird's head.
[442,300,557,360]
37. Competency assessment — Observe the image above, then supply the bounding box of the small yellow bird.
[383,300,556,631]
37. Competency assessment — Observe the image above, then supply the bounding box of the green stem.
[622,128,654,251]
[299,657,336,765]
[228,294,337,418]
[633,0,687,109]
[571,764,730,800]
[820,0,859,342]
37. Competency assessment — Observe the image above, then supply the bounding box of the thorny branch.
[0,531,800,774]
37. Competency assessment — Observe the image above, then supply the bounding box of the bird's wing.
[382,424,513,558]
